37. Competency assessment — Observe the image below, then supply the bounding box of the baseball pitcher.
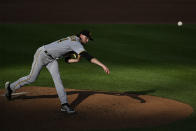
[5,30,110,114]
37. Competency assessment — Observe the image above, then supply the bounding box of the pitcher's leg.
[10,49,43,91]
[46,60,68,104]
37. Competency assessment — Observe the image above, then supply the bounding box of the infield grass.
[0,24,196,131]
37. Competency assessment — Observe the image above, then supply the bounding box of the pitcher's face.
[80,34,89,44]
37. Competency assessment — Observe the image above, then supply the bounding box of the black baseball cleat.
[5,81,12,100]
[61,103,76,114]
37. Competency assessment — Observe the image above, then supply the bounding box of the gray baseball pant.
[10,46,68,104]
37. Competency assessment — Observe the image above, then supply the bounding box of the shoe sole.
[61,109,76,114]
[5,81,11,100]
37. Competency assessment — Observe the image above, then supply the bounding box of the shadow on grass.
[12,89,156,108]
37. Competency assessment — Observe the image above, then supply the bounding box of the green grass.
[0,24,196,131]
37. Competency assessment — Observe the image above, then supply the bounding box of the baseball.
[177,21,183,26]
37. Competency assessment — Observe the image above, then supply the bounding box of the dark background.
[0,0,196,24]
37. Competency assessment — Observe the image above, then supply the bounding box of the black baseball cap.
[80,30,94,41]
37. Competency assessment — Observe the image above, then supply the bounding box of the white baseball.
[178,21,183,26]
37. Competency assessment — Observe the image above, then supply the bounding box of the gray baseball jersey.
[44,35,85,59]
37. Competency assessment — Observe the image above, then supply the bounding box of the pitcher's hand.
[103,66,110,74]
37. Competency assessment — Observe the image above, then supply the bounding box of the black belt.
[44,50,54,59]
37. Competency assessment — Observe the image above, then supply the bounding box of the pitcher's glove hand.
[64,51,78,63]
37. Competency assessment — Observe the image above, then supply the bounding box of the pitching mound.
[0,86,193,131]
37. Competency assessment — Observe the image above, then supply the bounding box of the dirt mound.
[0,86,193,131]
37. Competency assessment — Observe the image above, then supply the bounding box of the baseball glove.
[64,51,78,63]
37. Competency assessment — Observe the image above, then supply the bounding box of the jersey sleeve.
[69,41,86,54]
[80,51,94,62]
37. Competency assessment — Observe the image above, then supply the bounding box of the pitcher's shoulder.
[68,35,80,42]
[70,36,82,45]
